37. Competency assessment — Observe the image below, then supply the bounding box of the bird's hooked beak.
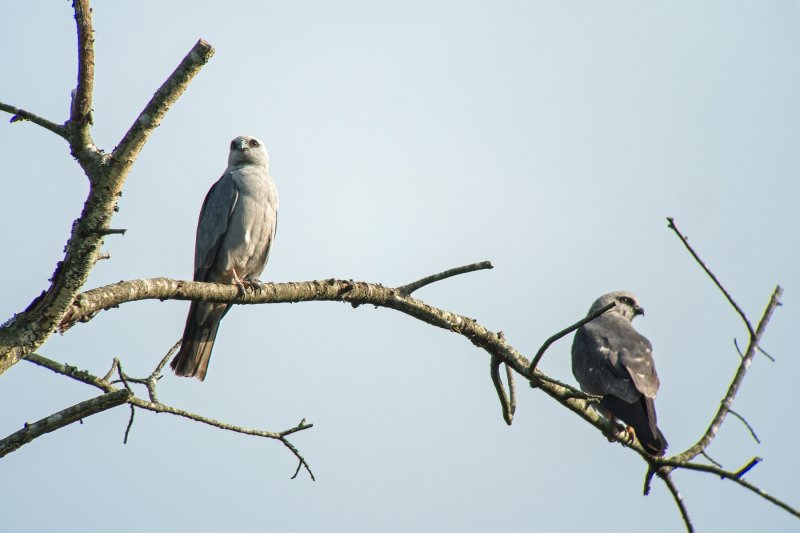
[235,138,249,151]
[634,306,645,317]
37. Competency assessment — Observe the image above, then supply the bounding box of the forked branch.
[21,352,315,479]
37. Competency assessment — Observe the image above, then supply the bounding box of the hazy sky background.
[1,1,798,531]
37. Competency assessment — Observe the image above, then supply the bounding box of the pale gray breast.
[218,165,278,279]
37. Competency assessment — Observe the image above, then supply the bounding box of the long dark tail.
[601,395,668,456]
[171,302,227,381]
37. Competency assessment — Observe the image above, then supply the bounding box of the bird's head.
[588,290,644,322]
[227,135,269,169]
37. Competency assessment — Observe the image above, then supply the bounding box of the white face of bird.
[228,135,269,168]
[589,290,644,322]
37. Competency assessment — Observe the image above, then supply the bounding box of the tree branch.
[396,261,493,295]
[111,39,214,173]
[660,473,694,533]
[666,217,754,336]
[528,302,615,373]
[53,275,645,454]
[0,389,132,457]
[21,353,315,479]
[0,35,215,377]
[0,103,67,138]
[490,353,515,425]
[68,0,96,153]
[673,285,782,462]
[17,267,799,518]
[656,457,800,519]
[728,409,761,444]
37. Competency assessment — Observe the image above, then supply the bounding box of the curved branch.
[397,261,493,295]
[25,271,800,518]
[528,302,615,373]
[490,355,515,425]
[55,275,645,452]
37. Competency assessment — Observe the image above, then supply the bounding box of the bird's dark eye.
[248,138,260,147]
[619,296,633,305]
[230,140,237,150]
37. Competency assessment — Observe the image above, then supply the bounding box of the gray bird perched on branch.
[571,291,668,455]
[171,135,279,380]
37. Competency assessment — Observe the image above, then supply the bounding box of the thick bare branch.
[0,389,131,457]
[0,37,215,377]
[68,0,96,153]
[48,267,798,519]
[112,39,214,172]
[53,275,645,453]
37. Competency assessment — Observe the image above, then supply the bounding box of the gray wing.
[571,316,659,403]
[194,172,239,282]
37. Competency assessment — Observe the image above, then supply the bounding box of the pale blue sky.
[1,2,798,531]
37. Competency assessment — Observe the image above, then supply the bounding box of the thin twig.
[734,457,762,479]
[700,451,723,468]
[667,217,754,336]
[115,359,136,443]
[96,228,127,236]
[757,346,776,362]
[528,302,615,373]
[154,340,181,377]
[120,340,181,403]
[505,362,516,418]
[728,409,761,444]
[490,355,514,425]
[0,103,67,138]
[656,458,800,518]
[396,261,493,295]
[734,337,744,358]
[123,404,135,444]
[643,466,657,496]
[101,358,117,382]
[282,427,316,481]
[660,473,694,533]
[115,359,131,391]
